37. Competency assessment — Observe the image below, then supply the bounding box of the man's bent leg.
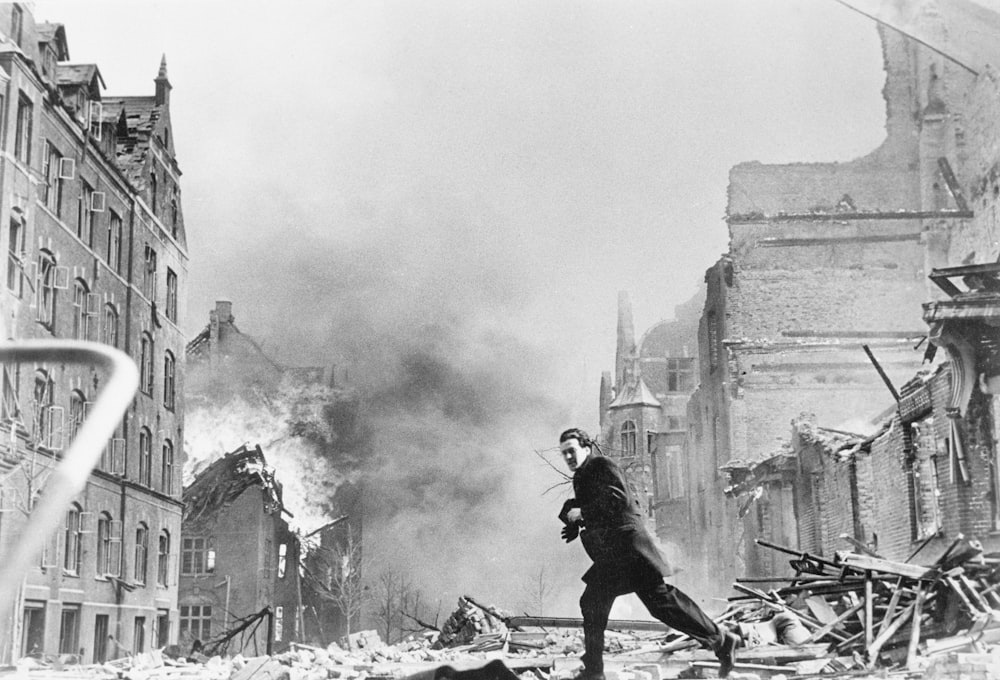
[579,583,615,675]
[636,581,738,678]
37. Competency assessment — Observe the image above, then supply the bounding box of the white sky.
[32,0,887,427]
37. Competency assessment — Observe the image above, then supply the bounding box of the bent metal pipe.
[0,340,139,630]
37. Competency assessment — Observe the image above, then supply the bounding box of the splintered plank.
[840,553,933,579]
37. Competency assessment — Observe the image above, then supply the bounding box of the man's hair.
[560,427,593,448]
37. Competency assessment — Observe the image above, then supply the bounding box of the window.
[149,172,157,214]
[58,606,80,655]
[161,439,174,495]
[666,416,685,432]
[165,269,178,322]
[140,333,154,395]
[33,369,59,450]
[21,601,45,657]
[6,211,24,294]
[77,181,96,247]
[620,420,636,457]
[103,305,119,348]
[707,311,720,372]
[142,244,157,300]
[42,46,55,80]
[63,504,82,574]
[170,191,178,237]
[72,279,93,340]
[1,362,20,422]
[133,617,146,655]
[42,143,64,217]
[96,512,121,576]
[157,530,170,586]
[666,358,695,392]
[163,352,176,411]
[181,537,215,575]
[138,427,152,487]
[93,615,109,663]
[179,605,212,641]
[135,523,149,584]
[36,251,57,329]
[156,610,169,648]
[107,211,122,275]
[14,93,31,164]
[278,543,287,579]
[68,390,87,443]
[10,4,23,47]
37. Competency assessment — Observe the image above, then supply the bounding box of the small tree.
[520,565,555,614]
[306,526,369,643]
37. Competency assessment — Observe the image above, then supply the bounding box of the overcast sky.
[31,1,888,427]
[27,0,896,614]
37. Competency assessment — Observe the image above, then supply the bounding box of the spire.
[615,291,636,390]
[155,54,172,106]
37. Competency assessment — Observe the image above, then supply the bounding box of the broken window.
[666,358,695,392]
[14,92,31,165]
[21,601,45,657]
[77,181,95,247]
[72,279,91,340]
[278,543,287,579]
[133,617,146,655]
[32,369,59,450]
[68,390,86,442]
[58,605,80,655]
[620,420,636,457]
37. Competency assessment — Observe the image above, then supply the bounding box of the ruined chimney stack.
[215,300,233,324]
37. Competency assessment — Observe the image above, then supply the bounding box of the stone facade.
[0,5,188,663]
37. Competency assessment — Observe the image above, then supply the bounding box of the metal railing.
[0,340,138,631]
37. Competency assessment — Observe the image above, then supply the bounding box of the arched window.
[72,278,92,340]
[157,530,170,586]
[620,420,637,457]
[104,304,119,348]
[138,427,152,486]
[33,369,58,449]
[140,333,154,395]
[97,512,120,576]
[135,523,149,584]
[107,211,122,275]
[68,389,86,441]
[161,439,174,495]
[63,503,82,574]
[163,351,175,411]
[35,250,57,329]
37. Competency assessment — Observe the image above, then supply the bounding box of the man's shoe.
[714,631,739,678]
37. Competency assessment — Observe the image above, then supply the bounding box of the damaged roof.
[102,95,161,188]
[36,22,69,60]
[183,444,288,523]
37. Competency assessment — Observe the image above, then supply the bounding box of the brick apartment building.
[179,444,303,655]
[0,4,189,664]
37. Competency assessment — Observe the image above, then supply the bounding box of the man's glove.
[559,499,578,525]
[561,524,579,543]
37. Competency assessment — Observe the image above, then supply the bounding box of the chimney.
[215,300,233,324]
[155,54,171,107]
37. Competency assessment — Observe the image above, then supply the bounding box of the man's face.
[560,437,590,472]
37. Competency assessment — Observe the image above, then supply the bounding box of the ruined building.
[179,445,303,655]
[0,4,189,663]
[680,1,1000,593]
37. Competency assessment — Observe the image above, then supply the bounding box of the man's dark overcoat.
[562,454,675,595]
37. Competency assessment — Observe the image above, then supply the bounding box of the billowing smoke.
[184,191,599,619]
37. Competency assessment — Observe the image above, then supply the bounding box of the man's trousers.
[580,579,722,673]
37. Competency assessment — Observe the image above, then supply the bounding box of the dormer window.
[10,5,23,48]
[42,47,55,79]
